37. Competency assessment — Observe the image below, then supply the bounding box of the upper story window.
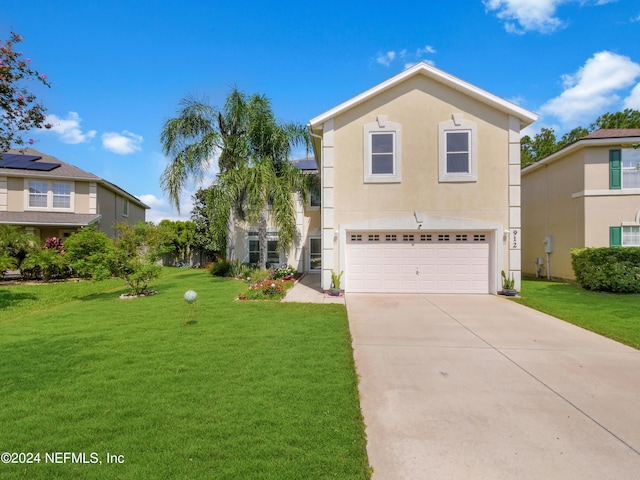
[122,197,129,217]
[28,181,48,208]
[363,116,402,183]
[439,114,478,183]
[371,133,395,174]
[446,131,471,173]
[610,148,640,189]
[309,180,321,208]
[622,149,640,189]
[26,180,74,211]
[53,182,71,208]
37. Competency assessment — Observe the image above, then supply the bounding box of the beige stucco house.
[306,62,537,294]
[229,157,321,271]
[521,129,640,280]
[0,149,148,242]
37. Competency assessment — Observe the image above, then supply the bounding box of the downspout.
[545,164,551,280]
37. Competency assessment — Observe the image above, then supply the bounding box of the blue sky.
[2,0,640,222]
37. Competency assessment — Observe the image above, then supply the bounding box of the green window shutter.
[610,226,622,247]
[609,149,622,190]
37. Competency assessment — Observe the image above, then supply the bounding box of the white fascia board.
[308,62,538,129]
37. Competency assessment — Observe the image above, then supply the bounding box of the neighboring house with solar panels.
[521,129,640,280]
[228,157,321,272]
[0,149,148,242]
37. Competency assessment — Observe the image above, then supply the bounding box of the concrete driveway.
[346,294,640,479]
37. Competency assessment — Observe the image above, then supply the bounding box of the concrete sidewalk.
[281,273,345,304]
[347,294,640,479]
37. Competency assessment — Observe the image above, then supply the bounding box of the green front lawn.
[0,269,370,479]
[514,278,640,349]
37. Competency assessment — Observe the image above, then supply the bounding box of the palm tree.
[160,88,310,268]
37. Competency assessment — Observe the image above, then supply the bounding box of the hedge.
[571,247,640,293]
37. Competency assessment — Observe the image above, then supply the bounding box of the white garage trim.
[333,214,503,294]
[346,231,490,293]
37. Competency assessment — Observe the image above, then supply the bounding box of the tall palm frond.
[160,96,220,212]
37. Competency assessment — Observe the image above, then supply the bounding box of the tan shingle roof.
[0,148,101,180]
[0,149,148,209]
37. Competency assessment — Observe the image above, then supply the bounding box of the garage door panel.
[346,234,489,294]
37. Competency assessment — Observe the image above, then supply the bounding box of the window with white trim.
[26,180,74,211]
[363,116,402,183]
[623,226,640,246]
[53,182,71,208]
[248,232,280,264]
[438,115,478,182]
[122,197,129,217]
[28,181,48,207]
[622,149,640,189]
[446,131,471,173]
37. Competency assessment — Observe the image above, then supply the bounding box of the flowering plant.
[0,31,52,151]
[273,265,296,279]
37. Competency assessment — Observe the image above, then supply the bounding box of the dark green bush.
[571,247,640,293]
[64,227,115,280]
[209,260,232,277]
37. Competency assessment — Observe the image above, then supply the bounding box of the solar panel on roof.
[0,153,60,171]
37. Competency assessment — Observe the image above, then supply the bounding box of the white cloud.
[376,51,396,67]
[138,193,192,224]
[484,0,614,34]
[376,45,436,68]
[138,193,165,209]
[416,45,436,56]
[484,0,563,33]
[102,130,143,154]
[540,51,640,126]
[623,83,640,109]
[44,112,97,144]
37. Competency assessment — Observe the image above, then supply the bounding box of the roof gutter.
[0,215,103,227]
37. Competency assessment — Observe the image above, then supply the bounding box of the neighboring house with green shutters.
[521,129,640,280]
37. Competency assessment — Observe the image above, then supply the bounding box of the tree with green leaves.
[521,109,640,167]
[64,226,115,280]
[160,88,310,269]
[590,109,640,130]
[521,127,558,167]
[190,186,219,260]
[158,219,197,264]
[0,31,51,151]
[111,222,166,295]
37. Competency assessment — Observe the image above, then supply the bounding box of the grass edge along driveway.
[0,268,371,479]
[514,278,640,350]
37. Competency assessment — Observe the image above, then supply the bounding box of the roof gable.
[309,62,538,129]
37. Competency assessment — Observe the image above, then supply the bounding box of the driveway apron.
[347,294,640,480]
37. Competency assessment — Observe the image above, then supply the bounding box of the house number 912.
[511,229,520,249]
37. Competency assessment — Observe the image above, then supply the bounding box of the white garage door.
[345,232,489,293]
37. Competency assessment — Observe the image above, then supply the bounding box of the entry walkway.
[281,273,344,304]
[347,293,640,479]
